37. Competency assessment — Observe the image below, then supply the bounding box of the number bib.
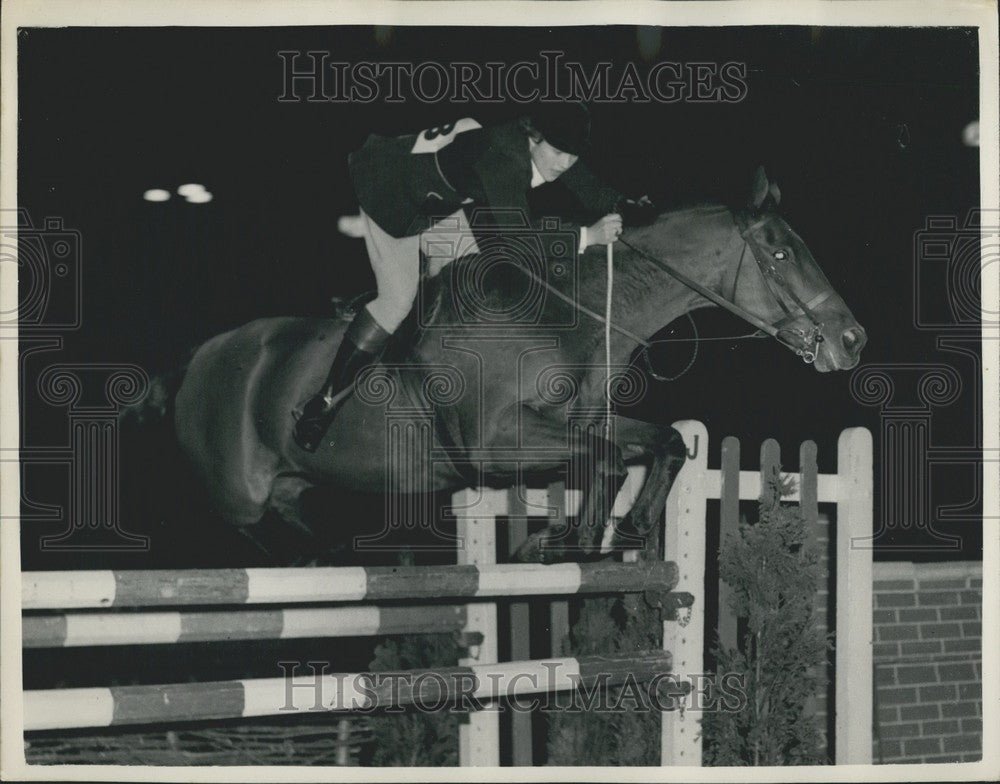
[410,117,482,154]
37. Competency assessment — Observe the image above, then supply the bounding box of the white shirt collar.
[530,158,545,188]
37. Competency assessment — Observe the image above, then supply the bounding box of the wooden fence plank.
[718,436,740,654]
[507,486,533,766]
[835,428,873,765]
[799,440,828,753]
[760,438,781,492]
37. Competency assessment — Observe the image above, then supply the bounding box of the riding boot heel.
[293,309,391,452]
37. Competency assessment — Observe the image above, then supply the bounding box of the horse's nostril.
[842,327,867,354]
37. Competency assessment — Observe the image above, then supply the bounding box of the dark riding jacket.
[348,118,623,239]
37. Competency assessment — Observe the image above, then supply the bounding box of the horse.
[159,167,866,563]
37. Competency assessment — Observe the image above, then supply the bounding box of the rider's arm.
[476,159,602,254]
[558,160,624,220]
[558,160,629,251]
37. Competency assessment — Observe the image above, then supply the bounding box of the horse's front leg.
[483,406,627,564]
[601,417,687,558]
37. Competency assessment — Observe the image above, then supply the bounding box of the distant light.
[962,120,979,148]
[143,188,171,202]
[177,183,214,203]
[184,190,214,204]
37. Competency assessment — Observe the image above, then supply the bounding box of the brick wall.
[872,561,982,764]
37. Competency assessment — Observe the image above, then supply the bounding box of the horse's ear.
[768,180,781,205]
[749,166,770,209]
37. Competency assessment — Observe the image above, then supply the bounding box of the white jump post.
[835,427,873,765]
[453,486,501,767]
[662,419,707,766]
[19,422,868,766]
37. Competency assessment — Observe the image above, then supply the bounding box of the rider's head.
[521,101,591,182]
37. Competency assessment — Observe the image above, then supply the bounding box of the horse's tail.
[119,348,196,427]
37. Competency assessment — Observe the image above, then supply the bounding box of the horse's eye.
[773,250,788,261]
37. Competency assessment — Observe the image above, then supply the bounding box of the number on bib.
[410,117,482,154]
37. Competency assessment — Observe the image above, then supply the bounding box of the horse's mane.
[637,202,732,228]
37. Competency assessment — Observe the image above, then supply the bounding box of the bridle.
[730,210,833,363]
[617,209,834,364]
[501,206,835,374]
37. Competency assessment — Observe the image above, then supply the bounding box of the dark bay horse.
[166,168,867,562]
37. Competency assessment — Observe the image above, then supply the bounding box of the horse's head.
[727,167,867,372]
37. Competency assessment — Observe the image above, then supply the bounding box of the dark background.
[17,25,983,568]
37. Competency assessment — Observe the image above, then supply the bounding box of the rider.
[294,100,652,451]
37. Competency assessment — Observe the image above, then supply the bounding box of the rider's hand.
[588,213,623,245]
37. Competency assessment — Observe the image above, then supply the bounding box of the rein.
[617,236,782,339]
[510,212,832,366]
[463,210,834,385]
[612,212,833,364]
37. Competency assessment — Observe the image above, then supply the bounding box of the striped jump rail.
[22,560,679,610]
[23,651,674,732]
[22,604,469,648]
[23,594,694,649]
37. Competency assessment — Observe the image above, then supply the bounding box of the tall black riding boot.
[293,308,391,452]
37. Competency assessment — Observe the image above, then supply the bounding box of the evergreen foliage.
[364,549,463,766]
[702,471,828,765]
[363,629,463,766]
[545,591,664,765]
